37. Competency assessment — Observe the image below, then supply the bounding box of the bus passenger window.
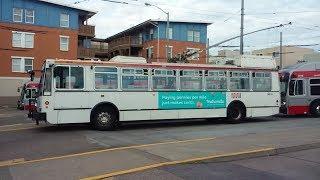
[95,67,118,90]
[152,69,176,90]
[53,66,84,90]
[310,79,320,95]
[206,71,227,90]
[122,68,148,90]
[252,72,272,91]
[288,80,295,96]
[180,70,202,90]
[294,80,304,95]
[229,72,250,90]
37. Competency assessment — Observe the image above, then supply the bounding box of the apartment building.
[105,19,211,64]
[0,0,96,105]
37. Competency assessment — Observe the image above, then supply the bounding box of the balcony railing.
[108,36,143,51]
[78,46,95,59]
[79,25,95,37]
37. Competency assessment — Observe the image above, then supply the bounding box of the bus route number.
[231,92,241,99]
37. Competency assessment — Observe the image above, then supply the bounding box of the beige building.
[252,46,315,68]
[218,50,240,58]
[303,52,320,62]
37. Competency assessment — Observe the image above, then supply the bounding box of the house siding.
[0,0,79,29]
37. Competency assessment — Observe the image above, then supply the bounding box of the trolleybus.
[279,62,320,116]
[17,81,39,110]
[31,57,280,130]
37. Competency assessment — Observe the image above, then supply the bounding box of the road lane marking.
[0,137,216,167]
[0,126,39,133]
[0,158,25,166]
[0,123,34,128]
[81,147,275,180]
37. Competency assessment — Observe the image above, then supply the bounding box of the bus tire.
[227,101,246,123]
[92,106,119,130]
[310,100,320,117]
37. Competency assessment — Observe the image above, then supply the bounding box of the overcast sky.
[64,0,320,54]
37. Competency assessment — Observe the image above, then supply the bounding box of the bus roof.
[45,59,278,71]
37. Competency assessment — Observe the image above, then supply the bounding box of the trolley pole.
[240,0,244,55]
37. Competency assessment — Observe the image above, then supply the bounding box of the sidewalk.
[1,126,320,180]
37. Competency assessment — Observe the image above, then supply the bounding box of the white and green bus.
[32,57,280,130]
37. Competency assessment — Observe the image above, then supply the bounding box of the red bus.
[17,81,39,110]
[279,62,320,117]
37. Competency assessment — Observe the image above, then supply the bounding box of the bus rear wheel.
[92,106,118,130]
[310,101,320,117]
[227,103,246,123]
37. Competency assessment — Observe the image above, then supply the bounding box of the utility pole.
[279,32,283,69]
[166,12,170,61]
[240,0,244,55]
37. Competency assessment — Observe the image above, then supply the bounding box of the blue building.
[106,19,211,63]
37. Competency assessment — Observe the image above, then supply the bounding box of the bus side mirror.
[17,87,20,93]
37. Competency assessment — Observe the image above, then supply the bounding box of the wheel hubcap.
[231,108,241,120]
[98,112,111,124]
[316,105,320,114]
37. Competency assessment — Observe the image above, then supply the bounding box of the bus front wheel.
[227,102,246,123]
[92,106,118,130]
[310,101,320,117]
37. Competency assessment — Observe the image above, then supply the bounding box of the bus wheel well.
[90,102,119,123]
[310,99,320,117]
[227,100,247,121]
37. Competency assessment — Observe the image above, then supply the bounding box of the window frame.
[205,70,227,91]
[194,31,200,42]
[13,8,23,22]
[152,69,177,91]
[11,56,34,73]
[180,69,203,91]
[94,66,118,91]
[59,35,69,51]
[252,72,272,92]
[309,78,320,96]
[229,71,250,91]
[146,46,154,59]
[121,68,149,91]
[53,65,85,91]
[187,30,193,42]
[12,31,35,48]
[60,13,69,28]
[25,9,34,24]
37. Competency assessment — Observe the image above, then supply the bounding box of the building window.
[11,57,33,73]
[187,30,200,42]
[60,36,69,51]
[168,28,173,39]
[25,9,34,24]
[166,46,173,58]
[150,28,154,40]
[60,13,69,28]
[187,31,193,42]
[12,31,34,48]
[186,48,200,60]
[13,8,23,22]
[194,31,200,42]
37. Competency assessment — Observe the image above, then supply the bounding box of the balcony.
[77,46,95,59]
[108,36,143,51]
[79,25,95,37]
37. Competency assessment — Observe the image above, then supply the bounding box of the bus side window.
[53,66,84,90]
[288,80,295,96]
[310,79,320,96]
[294,80,304,95]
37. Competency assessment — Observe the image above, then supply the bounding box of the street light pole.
[145,3,170,62]
[149,21,160,62]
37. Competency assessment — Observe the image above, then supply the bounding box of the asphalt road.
[0,108,319,180]
[113,148,320,180]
